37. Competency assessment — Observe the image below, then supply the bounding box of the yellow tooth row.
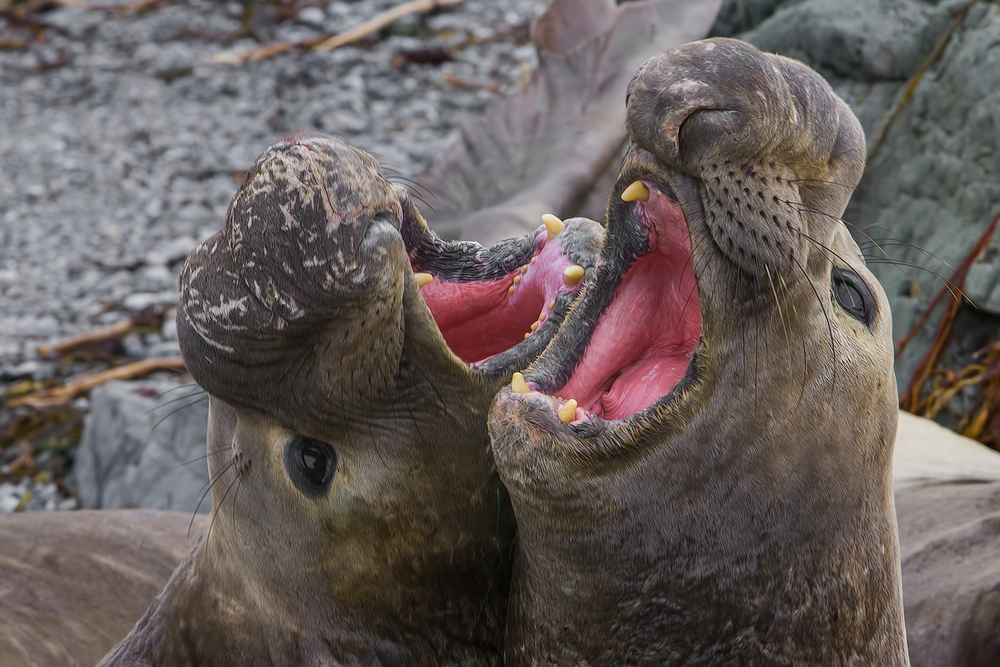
[621,180,650,202]
[510,265,526,295]
[511,372,578,424]
[512,214,585,422]
[512,215,584,315]
[423,212,580,298]
[523,300,555,340]
[511,215,556,297]
[418,262,585,294]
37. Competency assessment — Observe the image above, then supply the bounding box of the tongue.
[597,356,690,420]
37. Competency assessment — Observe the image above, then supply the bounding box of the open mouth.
[515,178,702,425]
[402,210,593,365]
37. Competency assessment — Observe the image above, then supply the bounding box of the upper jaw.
[402,202,604,381]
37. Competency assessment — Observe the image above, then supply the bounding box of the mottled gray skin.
[99,134,604,666]
[490,39,908,665]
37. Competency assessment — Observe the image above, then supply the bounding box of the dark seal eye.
[832,267,876,327]
[284,435,337,498]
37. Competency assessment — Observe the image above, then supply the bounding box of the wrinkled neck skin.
[106,281,514,666]
[491,39,907,664]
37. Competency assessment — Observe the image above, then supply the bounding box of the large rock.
[894,411,1000,666]
[741,0,952,81]
[74,379,210,513]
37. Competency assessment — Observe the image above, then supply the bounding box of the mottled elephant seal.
[489,38,908,664]
[100,133,602,665]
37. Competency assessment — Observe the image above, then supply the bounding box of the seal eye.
[832,267,876,327]
[284,435,337,498]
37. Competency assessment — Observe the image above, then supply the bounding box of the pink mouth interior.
[557,186,701,421]
[417,231,578,364]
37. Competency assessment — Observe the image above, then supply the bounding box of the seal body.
[100,134,603,665]
[490,38,908,665]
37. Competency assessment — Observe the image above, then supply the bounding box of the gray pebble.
[160,312,178,341]
[121,332,146,358]
[0,360,40,381]
[146,341,182,358]
[122,291,179,312]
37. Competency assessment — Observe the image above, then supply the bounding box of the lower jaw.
[415,223,587,365]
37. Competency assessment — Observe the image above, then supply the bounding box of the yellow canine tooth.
[513,275,521,285]
[530,321,539,331]
[530,257,537,264]
[524,332,530,339]
[621,180,650,202]
[563,264,585,287]
[520,265,528,274]
[508,285,515,295]
[542,213,564,241]
[548,300,555,309]
[415,272,433,287]
[558,399,578,424]
[511,372,530,394]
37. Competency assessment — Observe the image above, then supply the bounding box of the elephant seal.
[100,133,602,665]
[489,38,908,664]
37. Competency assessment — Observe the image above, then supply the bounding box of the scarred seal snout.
[229,132,407,302]
[177,134,410,420]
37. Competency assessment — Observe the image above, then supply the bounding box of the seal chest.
[490,38,908,665]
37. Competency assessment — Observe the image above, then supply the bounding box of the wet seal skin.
[490,39,908,665]
[99,133,602,666]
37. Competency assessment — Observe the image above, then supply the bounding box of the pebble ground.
[0,0,549,511]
